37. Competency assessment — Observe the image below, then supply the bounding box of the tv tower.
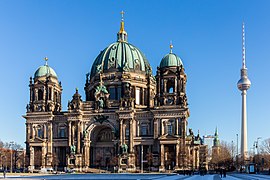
[237,22,251,161]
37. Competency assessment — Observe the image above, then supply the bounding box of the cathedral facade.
[23,16,207,172]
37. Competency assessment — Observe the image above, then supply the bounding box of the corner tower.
[237,23,251,161]
[27,57,62,113]
[155,43,187,107]
[24,57,62,171]
[153,43,190,171]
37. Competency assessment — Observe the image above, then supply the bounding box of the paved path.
[0,173,270,180]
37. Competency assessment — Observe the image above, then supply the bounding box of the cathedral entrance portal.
[164,145,176,170]
[90,126,116,169]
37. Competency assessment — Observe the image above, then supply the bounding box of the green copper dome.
[34,65,58,79]
[160,52,183,68]
[90,41,152,78]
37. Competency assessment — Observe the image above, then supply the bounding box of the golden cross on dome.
[170,41,173,53]
[120,10,125,21]
[44,57,48,65]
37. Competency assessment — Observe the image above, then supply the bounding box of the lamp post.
[236,134,239,171]
[255,137,261,155]
[9,141,14,173]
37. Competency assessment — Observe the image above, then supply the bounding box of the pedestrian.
[220,168,223,178]
[223,168,226,178]
[3,170,6,179]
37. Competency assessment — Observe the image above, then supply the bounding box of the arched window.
[59,127,66,138]
[38,89,43,100]
[136,88,140,105]
[48,87,52,100]
[141,124,148,136]
[167,79,175,93]
[109,87,116,100]
[169,87,174,93]
[167,122,173,135]
[32,90,35,101]
[36,126,43,138]
[125,127,129,138]
[54,92,58,102]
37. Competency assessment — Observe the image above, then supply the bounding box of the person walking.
[223,168,226,178]
[220,168,223,178]
[3,170,6,179]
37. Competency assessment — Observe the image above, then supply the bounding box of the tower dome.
[160,43,183,68]
[34,57,58,79]
[90,12,152,79]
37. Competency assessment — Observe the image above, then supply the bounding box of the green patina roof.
[34,65,58,78]
[160,53,183,68]
[90,41,152,78]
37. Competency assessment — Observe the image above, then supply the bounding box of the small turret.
[213,127,220,147]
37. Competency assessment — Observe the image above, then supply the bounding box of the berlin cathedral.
[23,14,207,172]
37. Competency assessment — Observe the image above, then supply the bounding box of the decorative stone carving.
[121,143,128,154]
[68,89,82,111]
[70,145,76,154]
[94,83,109,110]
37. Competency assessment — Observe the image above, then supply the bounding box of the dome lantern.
[117,11,128,42]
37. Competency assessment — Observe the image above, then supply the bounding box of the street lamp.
[9,141,14,173]
[255,137,262,155]
[236,134,239,171]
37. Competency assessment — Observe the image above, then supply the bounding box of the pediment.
[158,134,178,140]
[31,136,45,143]
[162,69,176,76]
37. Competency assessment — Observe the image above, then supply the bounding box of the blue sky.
[0,0,269,151]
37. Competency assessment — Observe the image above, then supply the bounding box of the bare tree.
[210,141,234,170]
[261,138,270,154]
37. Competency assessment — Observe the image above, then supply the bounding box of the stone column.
[29,146,34,170]
[68,121,72,147]
[47,123,53,166]
[42,146,46,167]
[175,118,179,136]
[26,123,31,140]
[174,78,177,93]
[175,143,179,168]
[35,89,38,101]
[142,89,145,106]
[185,146,189,169]
[120,119,123,145]
[136,121,140,137]
[182,118,187,137]
[164,79,167,93]
[44,124,47,139]
[77,121,81,154]
[123,122,127,143]
[154,119,158,138]
[72,124,75,146]
[162,121,166,135]
[84,139,90,167]
[160,144,165,170]
[129,119,134,153]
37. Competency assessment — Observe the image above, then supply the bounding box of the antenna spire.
[242,22,246,69]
